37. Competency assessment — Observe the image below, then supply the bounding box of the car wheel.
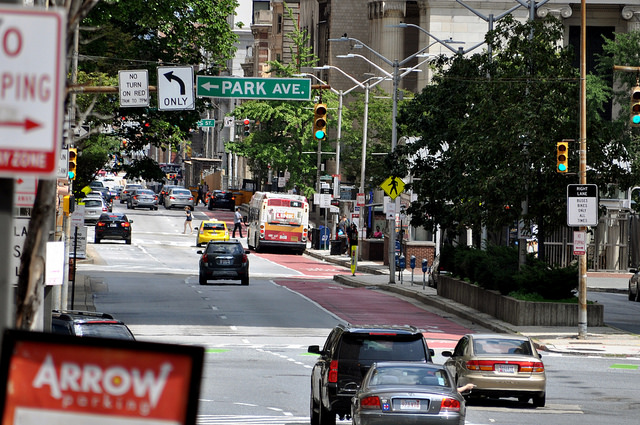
[126,238,131,245]
[208,202,213,211]
[241,274,249,286]
[518,395,531,403]
[319,404,335,425]
[629,283,634,301]
[94,237,100,244]
[532,392,546,407]
[310,394,320,425]
[635,283,640,302]
[199,274,207,285]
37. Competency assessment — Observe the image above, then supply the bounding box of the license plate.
[219,259,231,265]
[109,223,117,227]
[399,399,420,410]
[496,364,518,374]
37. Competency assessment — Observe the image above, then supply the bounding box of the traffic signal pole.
[578,0,588,339]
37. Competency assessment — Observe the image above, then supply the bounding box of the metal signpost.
[196,76,311,101]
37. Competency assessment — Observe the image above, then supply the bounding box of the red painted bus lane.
[274,278,473,349]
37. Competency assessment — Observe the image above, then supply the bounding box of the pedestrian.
[373,226,382,238]
[347,223,358,252]
[338,215,349,254]
[183,206,193,234]
[233,207,243,238]
[196,185,203,205]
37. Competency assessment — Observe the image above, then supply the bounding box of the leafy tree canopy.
[397,15,636,239]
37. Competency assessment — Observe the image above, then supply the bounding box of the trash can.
[311,228,321,250]
[330,239,342,255]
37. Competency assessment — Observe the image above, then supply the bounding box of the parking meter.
[422,259,428,289]
[410,255,416,285]
[398,255,405,284]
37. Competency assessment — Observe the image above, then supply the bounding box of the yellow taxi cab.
[196,220,230,247]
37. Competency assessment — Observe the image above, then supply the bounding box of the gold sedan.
[442,333,546,407]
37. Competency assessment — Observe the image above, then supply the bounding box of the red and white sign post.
[0,6,66,177]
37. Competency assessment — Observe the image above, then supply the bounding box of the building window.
[277,13,283,34]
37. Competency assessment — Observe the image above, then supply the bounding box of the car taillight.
[518,361,545,373]
[202,254,208,262]
[328,360,338,383]
[466,360,495,371]
[440,398,460,412]
[96,222,106,227]
[241,254,248,263]
[360,396,381,410]
[189,196,193,200]
[121,222,130,228]
[102,206,108,211]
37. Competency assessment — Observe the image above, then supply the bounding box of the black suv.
[308,324,434,425]
[51,310,136,340]
[197,240,250,285]
[208,190,235,211]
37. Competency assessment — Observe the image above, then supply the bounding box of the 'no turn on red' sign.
[0,6,66,177]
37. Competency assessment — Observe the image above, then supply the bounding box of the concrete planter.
[438,276,604,326]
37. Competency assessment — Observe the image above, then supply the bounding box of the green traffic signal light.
[313,103,327,140]
[556,142,568,173]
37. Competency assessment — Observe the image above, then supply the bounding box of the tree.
[227,3,322,197]
[397,15,632,259]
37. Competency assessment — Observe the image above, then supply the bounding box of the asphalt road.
[77,203,640,425]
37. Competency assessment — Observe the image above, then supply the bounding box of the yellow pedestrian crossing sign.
[380,176,405,200]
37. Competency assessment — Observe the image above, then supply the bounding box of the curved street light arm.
[329,36,393,67]
[336,53,393,78]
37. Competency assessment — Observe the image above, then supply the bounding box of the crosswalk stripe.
[196,416,312,425]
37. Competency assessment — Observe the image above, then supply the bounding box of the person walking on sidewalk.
[183,206,193,234]
[233,207,244,238]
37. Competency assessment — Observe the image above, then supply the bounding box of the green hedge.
[440,244,578,299]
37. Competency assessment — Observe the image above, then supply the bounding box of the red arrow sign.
[0,118,42,131]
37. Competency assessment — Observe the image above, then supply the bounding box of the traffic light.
[68,147,77,180]
[313,103,327,140]
[556,141,568,173]
[243,118,251,136]
[631,86,640,127]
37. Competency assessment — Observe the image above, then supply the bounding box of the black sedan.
[94,212,133,244]
[351,362,466,425]
[197,240,249,285]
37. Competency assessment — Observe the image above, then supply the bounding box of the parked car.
[159,184,184,205]
[127,188,159,210]
[309,324,435,425]
[51,310,135,340]
[197,240,249,285]
[351,362,465,425]
[442,333,546,407]
[119,183,144,204]
[196,219,230,247]
[208,190,235,211]
[628,268,640,301]
[82,197,108,225]
[94,212,133,244]
[164,188,194,209]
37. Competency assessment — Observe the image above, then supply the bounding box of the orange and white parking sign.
[0,330,203,425]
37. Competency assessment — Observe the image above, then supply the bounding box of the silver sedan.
[164,188,194,209]
[351,362,466,425]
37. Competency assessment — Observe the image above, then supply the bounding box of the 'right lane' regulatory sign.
[567,184,599,227]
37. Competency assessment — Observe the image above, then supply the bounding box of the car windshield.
[99,213,127,222]
[73,323,135,340]
[369,366,451,387]
[207,244,243,255]
[473,338,532,355]
[172,189,191,195]
[84,199,103,207]
[204,223,226,230]
[339,334,426,362]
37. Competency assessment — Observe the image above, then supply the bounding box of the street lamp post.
[331,35,436,282]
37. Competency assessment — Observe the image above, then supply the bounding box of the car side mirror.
[308,345,322,355]
[428,348,435,358]
[197,250,203,255]
[129,220,134,223]
[630,268,638,273]
[441,350,453,357]
[245,250,251,255]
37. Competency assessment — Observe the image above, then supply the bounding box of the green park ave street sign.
[196,76,311,101]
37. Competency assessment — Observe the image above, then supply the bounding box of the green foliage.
[442,244,577,299]
[73,0,239,178]
[73,134,121,197]
[398,15,635,242]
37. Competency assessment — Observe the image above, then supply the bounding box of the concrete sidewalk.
[305,248,640,358]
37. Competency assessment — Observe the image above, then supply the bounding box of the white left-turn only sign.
[0,6,66,177]
[157,66,195,111]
